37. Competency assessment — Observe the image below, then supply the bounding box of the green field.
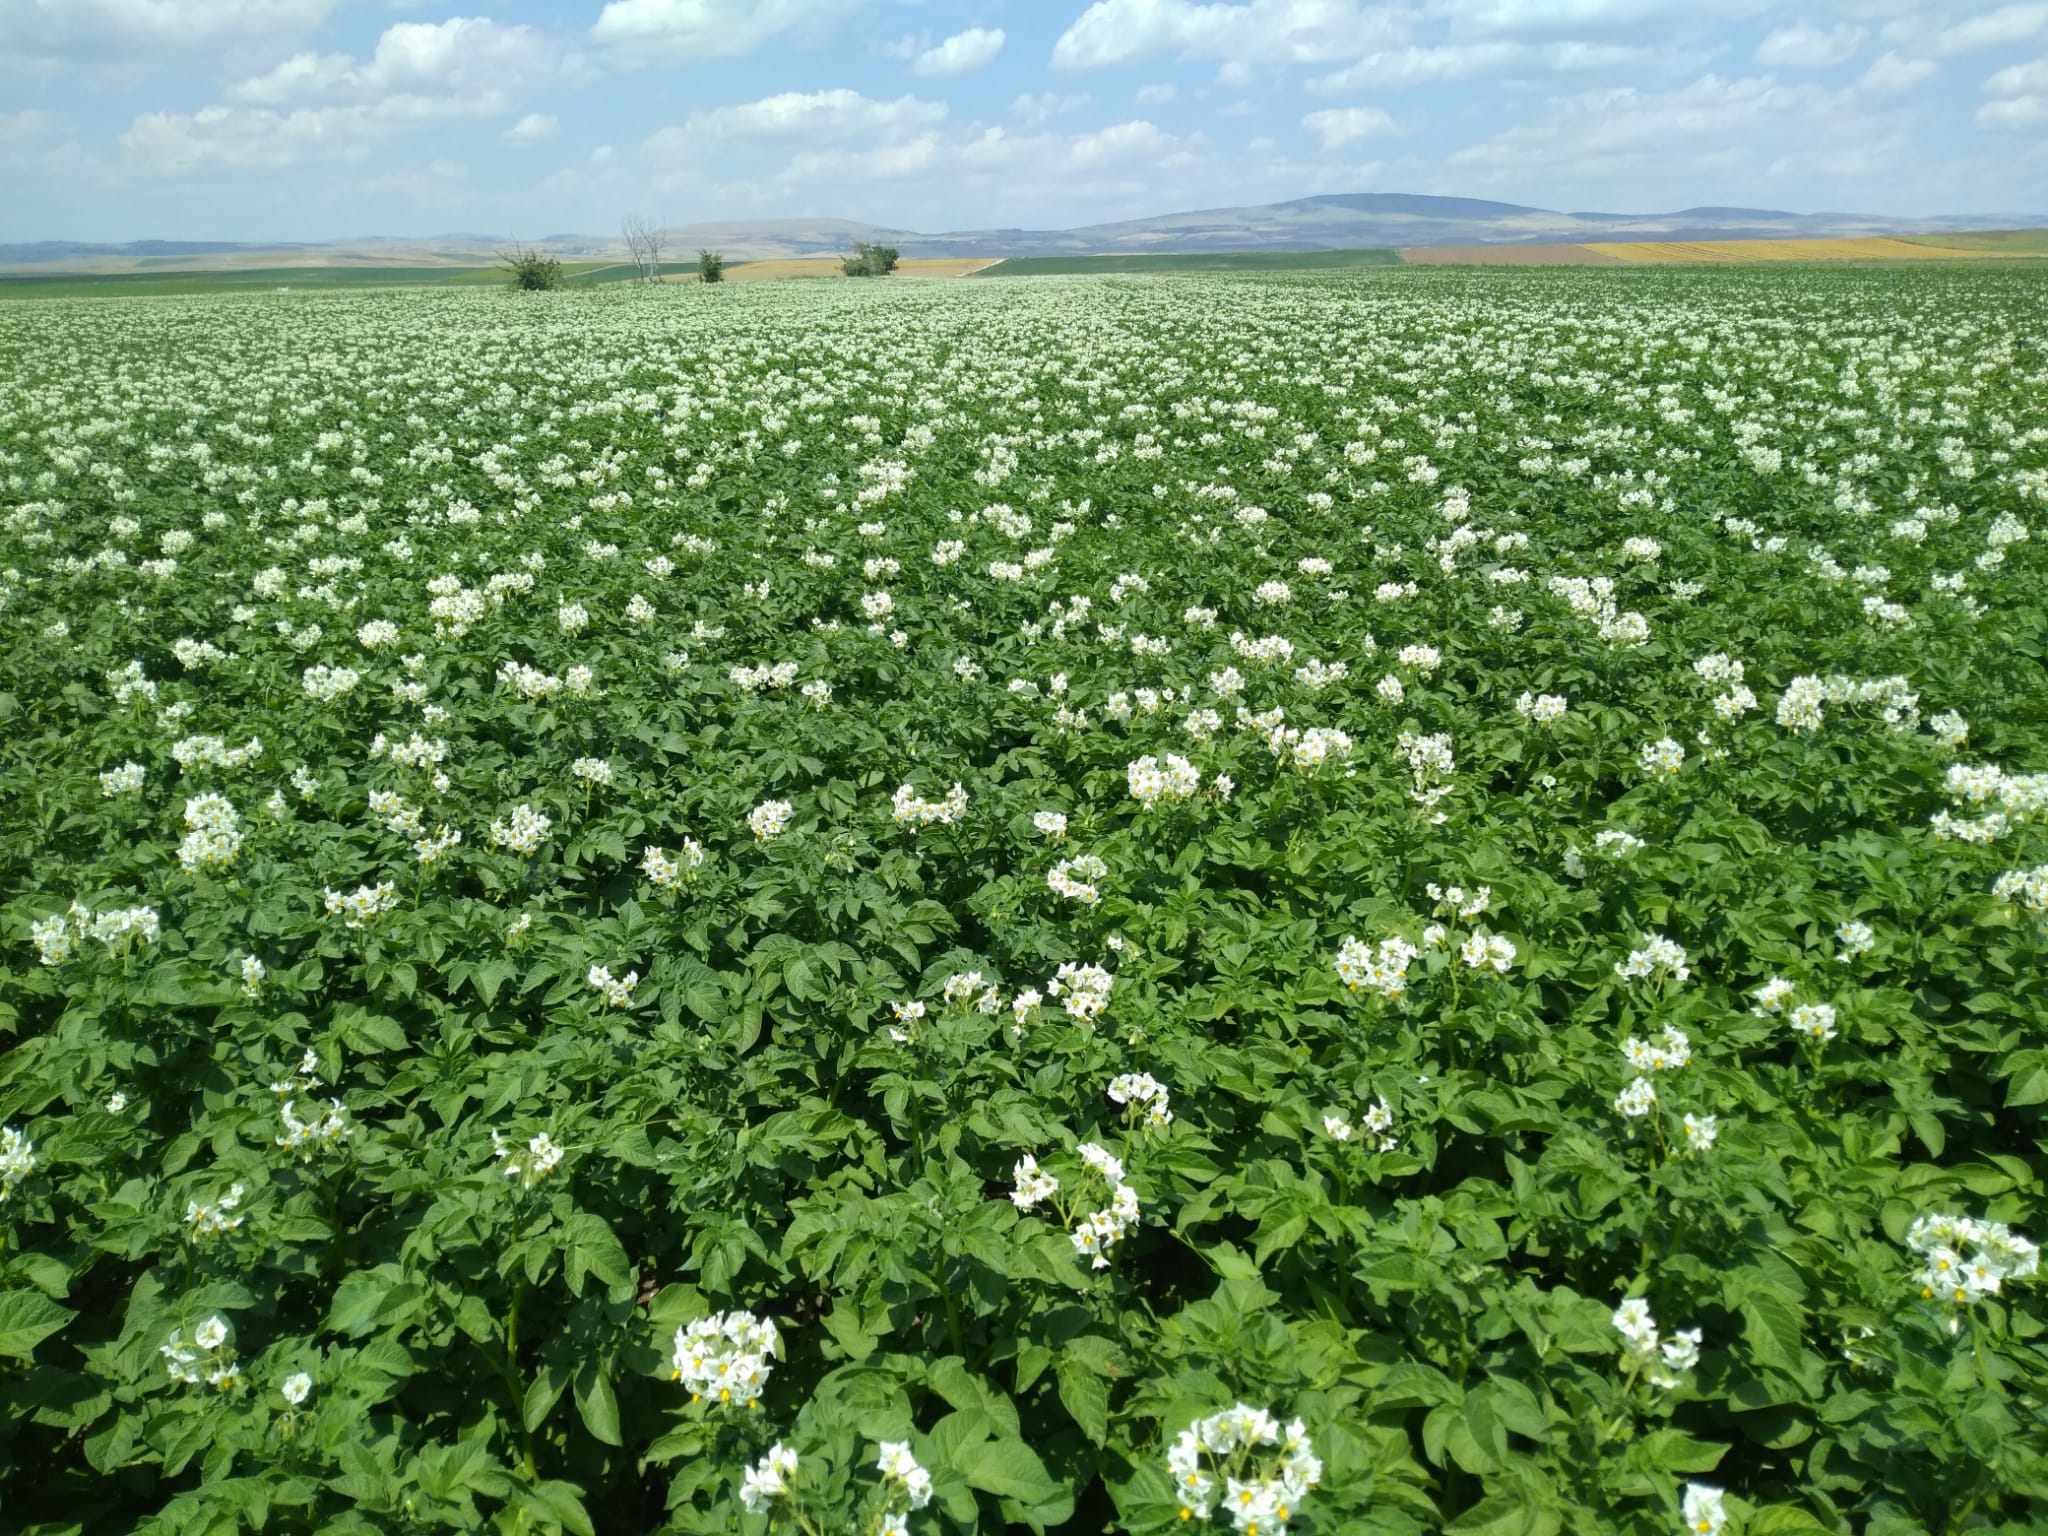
[0,263,611,299]
[1894,230,2048,255]
[975,248,1402,276]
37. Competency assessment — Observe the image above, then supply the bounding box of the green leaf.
[1748,1508,1833,1534]
[573,1363,622,1447]
[1740,1286,1807,1374]
[524,1365,568,1433]
[0,1289,73,1358]
[1055,1353,1109,1445]
[515,1481,597,1536]
[956,1437,1072,1526]
[1444,1491,1562,1536]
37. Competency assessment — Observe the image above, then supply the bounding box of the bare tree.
[620,214,667,283]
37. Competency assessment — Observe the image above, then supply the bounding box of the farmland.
[975,251,1402,277]
[1,266,2045,1536]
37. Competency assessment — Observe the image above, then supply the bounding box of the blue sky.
[3,0,2047,243]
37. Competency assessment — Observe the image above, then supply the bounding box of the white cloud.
[122,105,387,172]
[1135,81,1179,103]
[1755,21,1866,68]
[1052,0,1409,70]
[502,112,557,148]
[1937,2,2048,55]
[911,26,1004,77]
[1302,104,1396,148]
[122,16,585,174]
[1978,92,2048,127]
[0,0,336,71]
[1978,48,2048,128]
[1856,49,1936,93]
[1448,72,1913,196]
[1012,92,1091,127]
[656,89,948,149]
[590,0,850,65]
[1435,0,1765,39]
[874,32,927,60]
[225,18,580,119]
[1310,38,1697,91]
[1986,53,2048,94]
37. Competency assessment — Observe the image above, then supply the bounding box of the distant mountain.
[5,193,2041,271]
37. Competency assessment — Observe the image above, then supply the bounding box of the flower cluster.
[588,964,638,1010]
[30,901,161,964]
[185,1181,247,1239]
[641,841,705,891]
[271,1048,351,1157]
[1108,1071,1173,1129]
[873,1442,934,1534]
[162,1316,241,1391]
[178,792,244,875]
[489,802,552,856]
[490,1129,564,1188]
[1615,934,1691,986]
[1127,753,1201,806]
[1611,1297,1702,1390]
[1993,864,2048,936]
[1048,853,1108,905]
[749,800,794,840]
[671,1311,779,1408]
[323,882,398,930]
[1325,1096,1397,1151]
[892,782,968,827]
[1167,1404,1321,1534]
[739,1443,800,1516]
[1047,960,1114,1023]
[1069,1142,1141,1269]
[1906,1212,2039,1311]
[0,1125,36,1201]
[1334,934,1420,1001]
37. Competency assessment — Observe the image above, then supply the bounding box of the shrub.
[841,242,899,278]
[698,250,726,284]
[499,247,564,291]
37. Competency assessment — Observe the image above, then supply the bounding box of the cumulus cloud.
[502,112,558,148]
[122,104,387,172]
[1302,105,1397,148]
[1978,47,2048,129]
[590,0,851,65]
[1856,49,1937,94]
[1448,72,1913,198]
[653,89,948,150]
[0,0,336,71]
[911,27,1004,77]
[1977,92,2048,126]
[1310,38,1698,91]
[224,17,582,119]
[1012,92,1091,127]
[1755,21,1866,68]
[1135,81,1179,104]
[1937,2,2048,56]
[1052,0,1408,70]
[1435,0,1767,39]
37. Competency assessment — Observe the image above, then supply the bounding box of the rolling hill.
[4,193,2041,272]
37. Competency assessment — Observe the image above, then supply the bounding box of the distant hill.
[5,193,2041,272]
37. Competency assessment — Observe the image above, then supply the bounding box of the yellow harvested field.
[1585,237,2010,264]
[674,257,1000,282]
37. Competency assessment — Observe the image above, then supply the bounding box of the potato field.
[1,267,2045,1536]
